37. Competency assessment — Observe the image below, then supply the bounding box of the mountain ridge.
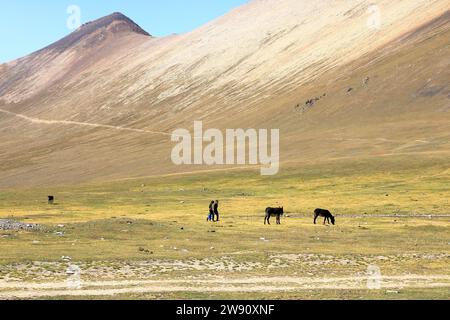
[40,12,151,54]
[0,12,152,105]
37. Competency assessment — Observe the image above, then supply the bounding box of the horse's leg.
[314,215,317,224]
[264,216,267,225]
[267,216,271,225]
[323,217,326,225]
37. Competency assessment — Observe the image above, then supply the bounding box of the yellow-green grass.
[0,155,449,299]
[1,154,448,224]
[43,288,450,301]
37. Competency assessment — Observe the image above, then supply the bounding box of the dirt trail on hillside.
[0,108,173,137]
[1,275,449,299]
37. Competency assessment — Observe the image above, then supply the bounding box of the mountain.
[0,0,449,188]
[0,12,151,105]
[45,12,151,52]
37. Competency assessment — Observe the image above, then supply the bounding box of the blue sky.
[0,0,248,63]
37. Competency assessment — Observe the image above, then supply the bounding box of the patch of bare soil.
[0,253,448,299]
[0,275,449,299]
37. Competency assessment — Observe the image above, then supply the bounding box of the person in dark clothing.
[214,200,220,222]
[207,200,215,222]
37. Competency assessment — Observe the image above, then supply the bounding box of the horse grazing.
[48,196,55,205]
[265,207,284,225]
[314,208,335,225]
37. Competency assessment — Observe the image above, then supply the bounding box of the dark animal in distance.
[314,208,335,225]
[265,207,284,225]
[48,196,54,205]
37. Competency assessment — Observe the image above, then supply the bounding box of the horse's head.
[331,215,336,225]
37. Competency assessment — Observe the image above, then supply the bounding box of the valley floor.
[0,156,449,299]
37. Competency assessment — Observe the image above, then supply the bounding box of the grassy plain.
[0,155,449,299]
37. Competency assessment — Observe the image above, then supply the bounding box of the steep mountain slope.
[0,12,151,105]
[0,0,449,188]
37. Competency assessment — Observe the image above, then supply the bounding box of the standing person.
[207,200,215,222]
[214,200,220,222]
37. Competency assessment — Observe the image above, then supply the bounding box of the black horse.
[265,207,284,225]
[314,208,335,225]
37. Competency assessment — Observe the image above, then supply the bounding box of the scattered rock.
[295,93,327,114]
[66,266,79,275]
[139,247,151,254]
[0,219,41,231]
[236,192,253,197]
[363,77,370,86]
[347,87,354,93]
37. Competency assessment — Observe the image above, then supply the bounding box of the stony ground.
[0,219,41,231]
